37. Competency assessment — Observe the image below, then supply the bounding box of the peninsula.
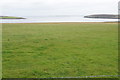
[84,14,118,19]
[0,16,25,19]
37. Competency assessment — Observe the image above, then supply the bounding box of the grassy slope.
[2,23,118,78]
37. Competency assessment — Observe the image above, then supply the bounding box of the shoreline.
[0,22,118,24]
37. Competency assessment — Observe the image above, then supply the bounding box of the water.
[0,15,117,23]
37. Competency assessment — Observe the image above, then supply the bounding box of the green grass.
[2,23,118,78]
[0,23,2,79]
[0,16,25,19]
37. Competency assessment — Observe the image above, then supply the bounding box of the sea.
[0,15,118,23]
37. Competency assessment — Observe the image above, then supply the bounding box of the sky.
[0,0,119,16]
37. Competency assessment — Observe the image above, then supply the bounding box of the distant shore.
[84,14,118,19]
[0,16,25,19]
[0,15,117,23]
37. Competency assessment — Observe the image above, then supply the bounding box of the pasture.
[2,23,118,78]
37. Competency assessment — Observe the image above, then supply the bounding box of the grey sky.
[0,0,119,16]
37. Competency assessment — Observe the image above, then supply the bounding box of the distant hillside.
[84,14,118,19]
[0,16,25,19]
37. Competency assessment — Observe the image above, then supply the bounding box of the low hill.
[0,16,25,19]
[84,14,118,19]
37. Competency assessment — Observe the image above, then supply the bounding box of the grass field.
[2,23,118,78]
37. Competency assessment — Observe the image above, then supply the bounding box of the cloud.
[0,0,119,16]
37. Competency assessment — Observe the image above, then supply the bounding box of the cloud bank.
[0,0,119,16]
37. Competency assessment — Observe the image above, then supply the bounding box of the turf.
[2,23,118,78]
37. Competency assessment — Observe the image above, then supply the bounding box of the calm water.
[0,15,117,23]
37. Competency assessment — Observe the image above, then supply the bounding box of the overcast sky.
[0,0,119,16]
